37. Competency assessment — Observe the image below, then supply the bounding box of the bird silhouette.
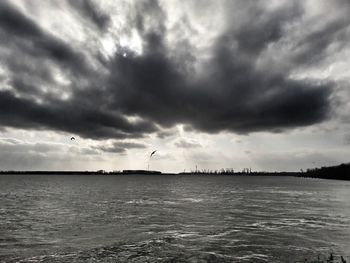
[150,150,157,157]
[70,137,75,140]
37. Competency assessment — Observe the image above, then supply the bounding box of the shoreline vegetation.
[301,253,348,263]
[0,163,349,180]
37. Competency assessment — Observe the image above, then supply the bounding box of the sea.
[0,174,349,262]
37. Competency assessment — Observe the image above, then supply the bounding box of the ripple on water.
[1,175,350,262]
[2,238,235,263]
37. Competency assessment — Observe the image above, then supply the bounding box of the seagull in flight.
[70,137,75,141]
[150,150,157,157]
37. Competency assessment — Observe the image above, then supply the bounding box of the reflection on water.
[0,174,349,262]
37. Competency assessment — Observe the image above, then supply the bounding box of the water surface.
[0,174,349,262]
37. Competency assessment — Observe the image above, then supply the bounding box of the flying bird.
[70,137,75,141]
[150,150,157,157]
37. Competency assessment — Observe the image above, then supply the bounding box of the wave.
[2,238,233,263]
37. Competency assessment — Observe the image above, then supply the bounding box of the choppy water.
[0,174,349,262]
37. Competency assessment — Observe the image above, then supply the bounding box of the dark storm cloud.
[0,2,40,36]
[0,90,157,139]
[344,133,350,145]
[0,1,84,68]
[0,1,90,78]
[174,139,202,149]
[106,0,332,133]
[0,138,100,170]
[293,17,350,66]
[157,129,178,139]
[0,1,157,139]
[134,0,166,34]
[0,0,346,140]
[115,142,147,149]
[97,145,126,154]
[68,0,110,30]
[96,141,147,153]
[0,138,101,159]
[232,1,303,55]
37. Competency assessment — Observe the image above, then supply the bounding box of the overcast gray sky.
[0,0,350,172]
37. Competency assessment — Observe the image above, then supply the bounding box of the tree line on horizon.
[0,163,349,180]
[299,163,350,180]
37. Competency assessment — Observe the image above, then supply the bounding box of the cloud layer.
[0,0,349,140]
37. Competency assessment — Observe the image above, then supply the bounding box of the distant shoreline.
[0,163,349,180]
[0,170,297,176]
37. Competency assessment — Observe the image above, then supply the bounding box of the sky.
[0,0,350,172]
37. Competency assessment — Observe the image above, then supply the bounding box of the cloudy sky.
[0,0,350,172]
